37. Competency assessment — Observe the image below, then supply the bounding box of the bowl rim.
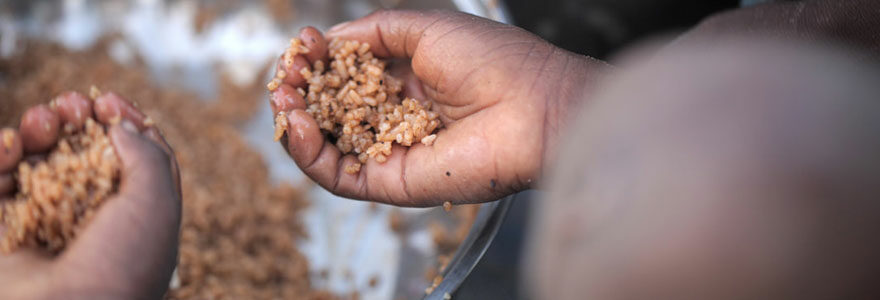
[422,1,515,298]
[425,195,515,299]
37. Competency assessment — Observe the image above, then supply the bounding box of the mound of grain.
[270,38,441,173]
[0,118,119,253]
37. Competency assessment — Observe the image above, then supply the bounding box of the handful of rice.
[270,38,441,173]
[0,118,120,253]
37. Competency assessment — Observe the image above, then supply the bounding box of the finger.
[93,90,163,147]
[19,105,60,153]
[93,92,151,131]
[326,9,507,59]
[281,110,393,202]
[60,122,179,299]
[0,129,23,172]
[279,108,449,207]
[0,129,21,197]
[143,128,181,199]
[307,142,442,206]
[92,90,178,197]
[287,109,366,203]
[52,91,93,129]
[270,84,307,115]
[299,26,328,64]
[330,154,366,198]
[92,91,178,199]
[325,9,441,58]
[284,113,507,206]
[276,54,311,88]
[285,110,341,183]
[334,144,414,205]
[280,106,372,201]
[326,10,537,108]
[327,118,514,206]
[143,128,171,155]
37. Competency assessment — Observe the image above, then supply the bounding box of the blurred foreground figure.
[532,38,880,300]
[531,1,880,299]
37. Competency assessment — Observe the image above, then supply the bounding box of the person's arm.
[530,35,880,300]
[680,0,880,55]
[529,1,880,298]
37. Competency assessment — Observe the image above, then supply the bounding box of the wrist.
[539,52,610,184]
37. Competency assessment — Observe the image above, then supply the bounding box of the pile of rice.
[0,117,120,253]
[270,38,441,173]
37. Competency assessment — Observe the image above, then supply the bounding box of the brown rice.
[271,38,442,169]
[0,117,120,253]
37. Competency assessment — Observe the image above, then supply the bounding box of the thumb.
[326,10,547,108]
[59,121,180,299]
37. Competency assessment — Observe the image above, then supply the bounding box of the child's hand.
[0,92,180,300]
[272,10,606,206]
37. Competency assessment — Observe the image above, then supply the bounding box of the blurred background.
[0,0,742,299]
[507,0,738,59]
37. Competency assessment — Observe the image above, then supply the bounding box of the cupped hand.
[271,10,606,206]
[0,91,181,300]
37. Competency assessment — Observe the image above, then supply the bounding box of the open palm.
[272,10,604,206]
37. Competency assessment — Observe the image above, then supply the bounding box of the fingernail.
[121,120,139,133]
[328,21,351,34]
[109,115,122,126]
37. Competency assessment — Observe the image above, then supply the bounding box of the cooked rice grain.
[271,38,441,163]
[344,163,361,174]
[274,111,289,142]
[0,118,120,253]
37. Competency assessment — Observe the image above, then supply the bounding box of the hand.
[271,10,607,206]
[0,91,181,300]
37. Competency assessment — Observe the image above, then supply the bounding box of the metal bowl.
[1,1,512,299]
